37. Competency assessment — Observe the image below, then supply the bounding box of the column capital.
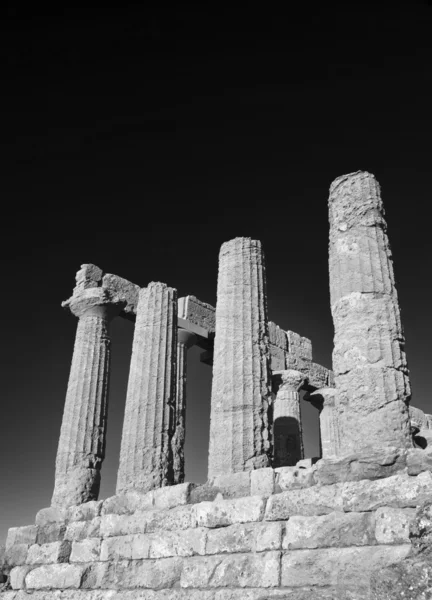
[178,328,197,348]
[62,288,126,320]
[274,369,307,392]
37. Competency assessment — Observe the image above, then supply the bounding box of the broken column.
[272,370,306,467]
[52,282,124,507]
[208,237,272,479]
[329,171,412,454]
[116,282,177,494]
[172,328,197,484]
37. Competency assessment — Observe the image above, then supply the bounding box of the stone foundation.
[2,449,431,599]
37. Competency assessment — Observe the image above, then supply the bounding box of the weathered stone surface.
[35,506,67,527]
[268,322,288,350]
[328,171,412,454]
[3,544,29,567]
[27,541,71,565]
[286,331,312,361]
[116,283,178,494]
[180,551,280,588]
[152,483,195,510]
[371,558,432,600]
[281,544,411,589]
[266,483,344,519]
[102,273,140,319]
[208,238,272,478]
[64,518,101,542]
[283,511,375,549]
[100,505,198,538]
[305,388,341,458]
[70,539,101,563]
[6,526,38,550]
[177,296,216,334]
[407,447,432,475]
[195,496,266,528]
[9,565,34,590]
[149,528,206,558]
[208,472,251,499]
[206,522,282,554]
[53,288,124,507]
[82,558,182,589]
[374,507,415,544]
[189,484,222,504]
[275,465,316,491]
[409,501,432,555]
[101,492,154,516]
[268,344,286,371]
[250,468,275,497]
[37,522,66,545]
[73,264,103,293]
[100,534,151,561]
[314,447,407,485]
[25,564,85,589]
[66,501,103,523]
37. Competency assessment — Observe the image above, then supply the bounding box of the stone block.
[4,544,29,566]
[205,521,282,555]
[102,273,140,318]
[101,491,154,515]
[281,545,411,589]
[178,295,216,333]
[209,472,251,499]
[149,528,207,558]
[100,534,151,561]
[99,513,147,538]
[145,506,199,534]
[64,517,101,541]
[268,344,286,371]
[370,554,432,600]
[66,500,103,522]
[152,483,196,509]
[407,447,432,475]
[70,538,101,562]
[287,331,312,360]
[283,511,375,549]
[9,565,34,590]
[36,522,67,544]
[82,558,183,589]
[410,501,432,555]
[268,322,288,350]
[195,496,266,528]
[374,507,415,544]
[275,466,316,491]
[296,458,313,469]
[25,563,85,589]
[189,483,221,504]
[341,471,432,512]
[265,483,344,519]
[181,551,281,588]
[250,468,275,497]
[314,448,407,485]
[35,507,67,527]
[6,526,38,550]
[27,541,71,565]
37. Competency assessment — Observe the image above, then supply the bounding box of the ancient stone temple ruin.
[1,171,431,599]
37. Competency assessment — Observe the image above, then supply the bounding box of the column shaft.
[329,171,411,454]
[116,282,177,494]
[208,237,272,478]
[273,370,305,467]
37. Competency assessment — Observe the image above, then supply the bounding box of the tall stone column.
[208,237,272,479]
[52,288,123,507]
[272,370,306,467]
[306,388,340,458]
[172,329,197,484]
[329,171,412,454]
[116,282,177,494]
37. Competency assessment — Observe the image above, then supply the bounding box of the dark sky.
[1,3,431,544]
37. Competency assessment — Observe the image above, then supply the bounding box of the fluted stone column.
[306,388,340,458]
[208,237,272,479]
[273,370,306,467]
[329,171,412,454]
[52,288,123,507]
[116,282,177,494]
[172,329,197,484]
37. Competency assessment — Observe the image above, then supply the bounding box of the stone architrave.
[272,370,306,467]
[51,288,124,507]
[172,329,197,484]
[116,282,178,494]
[208,237,272,479]
[328,171,412,454]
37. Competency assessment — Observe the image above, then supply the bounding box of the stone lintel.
[272,361,334,393]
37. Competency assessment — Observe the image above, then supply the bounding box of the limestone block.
[407,447,432,475]
[25,564,85,589]
[410,501,432,555]
[286,331,312,361]
[152,483,195,509]
[6,526,38,550]
[180,551,280,588]
[178,295,216,333]
[27,541,71,565]
[102,273,140,318]
[283,512,375,550]
[189,483,222,504]
[314,447,407,485]
[250,468,275,497]
[268,322,288,350]
[374,507,415,544]
[342,471,432,512]
[66,501,103,523]
[195,496,266,528]
[64,518,101,542]
[149,528,207,558]
[265,484,344,519]
[101,491,154,515]
[268,344,286,371]
[70,539,101,563]
[370,556,432,600]
[36,522,66,545]
[4,544,29,567]
[82,558,183,590]
[9,565,34,590]
[206,522,282,555]
[100,505,198,538]
[208,472,251,499]
[281,545,411,589]
[214,591,338,600]
[73,264,103,293]
[208,238,272,478]
[100,534,151,561]
[275,466,316,491]
[35,506,67,527]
